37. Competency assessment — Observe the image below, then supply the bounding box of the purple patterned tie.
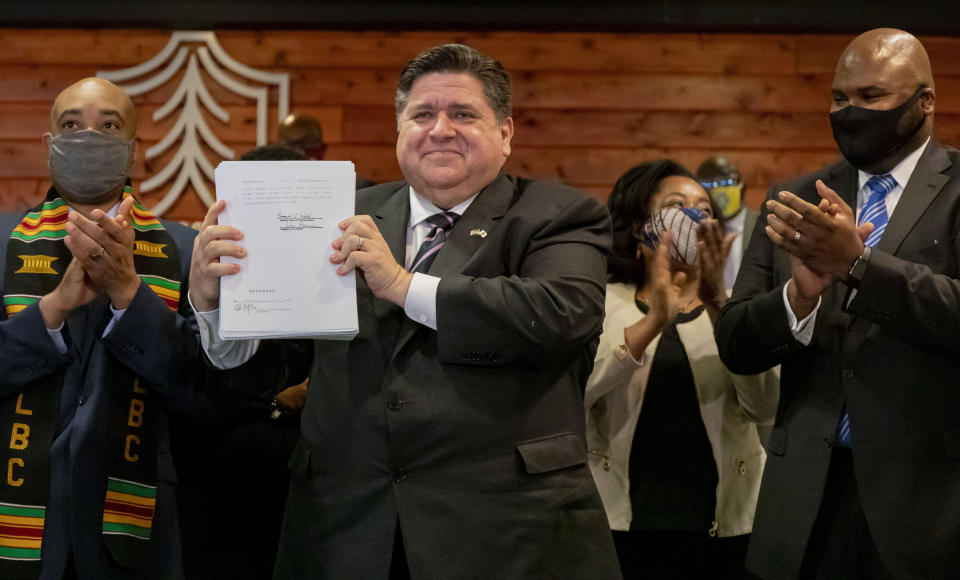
[836,174,898,447]
[410,211,459,274]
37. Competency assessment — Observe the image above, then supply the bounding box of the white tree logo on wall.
[97,31,290,215]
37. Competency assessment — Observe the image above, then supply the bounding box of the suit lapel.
[389,173,514,362]
[741,208,758,255]
[844,144,951,340]
[371,185,411,358]
[424,173,513,277]
[877,143,951,255]
[371,184,410,267]
[825,161,859,210]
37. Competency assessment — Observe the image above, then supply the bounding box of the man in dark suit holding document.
[189,44,621,579]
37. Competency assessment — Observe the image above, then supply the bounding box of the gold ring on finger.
[357,235,365,250]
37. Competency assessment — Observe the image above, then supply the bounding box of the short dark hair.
[607,159,721,286]
[240,144,308,161]
[395,44,512,126]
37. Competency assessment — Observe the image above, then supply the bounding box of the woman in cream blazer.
[585,160,779,579]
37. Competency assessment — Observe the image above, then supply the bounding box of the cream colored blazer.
[585,282,779,537]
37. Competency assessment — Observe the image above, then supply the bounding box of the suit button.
[387,394,402,411]
[78,394,88,406]
[841,369,854,379]
[393,470,407,483]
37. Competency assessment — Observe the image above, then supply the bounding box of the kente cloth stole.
[0,186,180,576]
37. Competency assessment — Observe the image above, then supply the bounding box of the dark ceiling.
[5,0,960,34]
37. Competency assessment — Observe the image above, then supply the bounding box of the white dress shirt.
[402,187,477,330]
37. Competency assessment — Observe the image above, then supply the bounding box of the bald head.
[45,78,137,209]
[49,77,137,139]
[837,28,934,93]
[831,28,935,172]
[696,156,741,185]
[277,113,325,159]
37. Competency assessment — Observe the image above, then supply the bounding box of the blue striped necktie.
[837,173,898,447]
[410,211,459,274]
[858,174,897,248]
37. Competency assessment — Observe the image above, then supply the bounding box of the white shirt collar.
[857,136,931,193]
[407,187,478,228]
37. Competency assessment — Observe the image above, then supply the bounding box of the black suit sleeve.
[209,339,313,407]
[0,303,73,396]
[435,191,610,368]
[844,241,960,354]
[715,186,807,375]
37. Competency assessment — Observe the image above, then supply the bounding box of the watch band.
[269,397,283,420]
[846,246,872,288]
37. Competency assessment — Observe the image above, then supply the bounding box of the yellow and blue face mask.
[702,178,743,220]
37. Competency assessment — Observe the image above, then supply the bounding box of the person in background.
[0,77,208,579]
[585,160,779,580]
[697,156,759,291]
[716,28,960,578]
[277,114,327,161]
[174,143,311,580]
[278,113,375,188]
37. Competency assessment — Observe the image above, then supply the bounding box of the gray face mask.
[47,130,134,202]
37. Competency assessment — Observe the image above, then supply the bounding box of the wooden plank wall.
[2,29,959,222]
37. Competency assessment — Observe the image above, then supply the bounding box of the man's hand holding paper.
[330,215,413,307]
[189,199,246,312]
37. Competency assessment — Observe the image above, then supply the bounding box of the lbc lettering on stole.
[0,387,62,563]
[124,380,147,463]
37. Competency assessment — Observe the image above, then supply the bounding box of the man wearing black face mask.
[715,29,960,579]
[0,77,209,579]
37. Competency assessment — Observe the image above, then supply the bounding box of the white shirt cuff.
[102,304,126,338]
[613,328,647,368]
[188,292,260,370]
[47,306,124,354]
[46,322,67,354]
[782,280,819,346]
[404,272,440,330]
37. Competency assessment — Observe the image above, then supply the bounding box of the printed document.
[214,160,358,339]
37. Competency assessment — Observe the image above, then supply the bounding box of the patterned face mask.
[639,207,708,265]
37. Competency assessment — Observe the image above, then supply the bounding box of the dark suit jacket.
[0,212,207,580]
[273,173,622,579]
[715,143,960,580]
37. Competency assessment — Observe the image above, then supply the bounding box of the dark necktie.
[837,173,897,447]
[410,211,459,274]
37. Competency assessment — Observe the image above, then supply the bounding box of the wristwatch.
[846,246,871,288]
[269,397,283,420]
